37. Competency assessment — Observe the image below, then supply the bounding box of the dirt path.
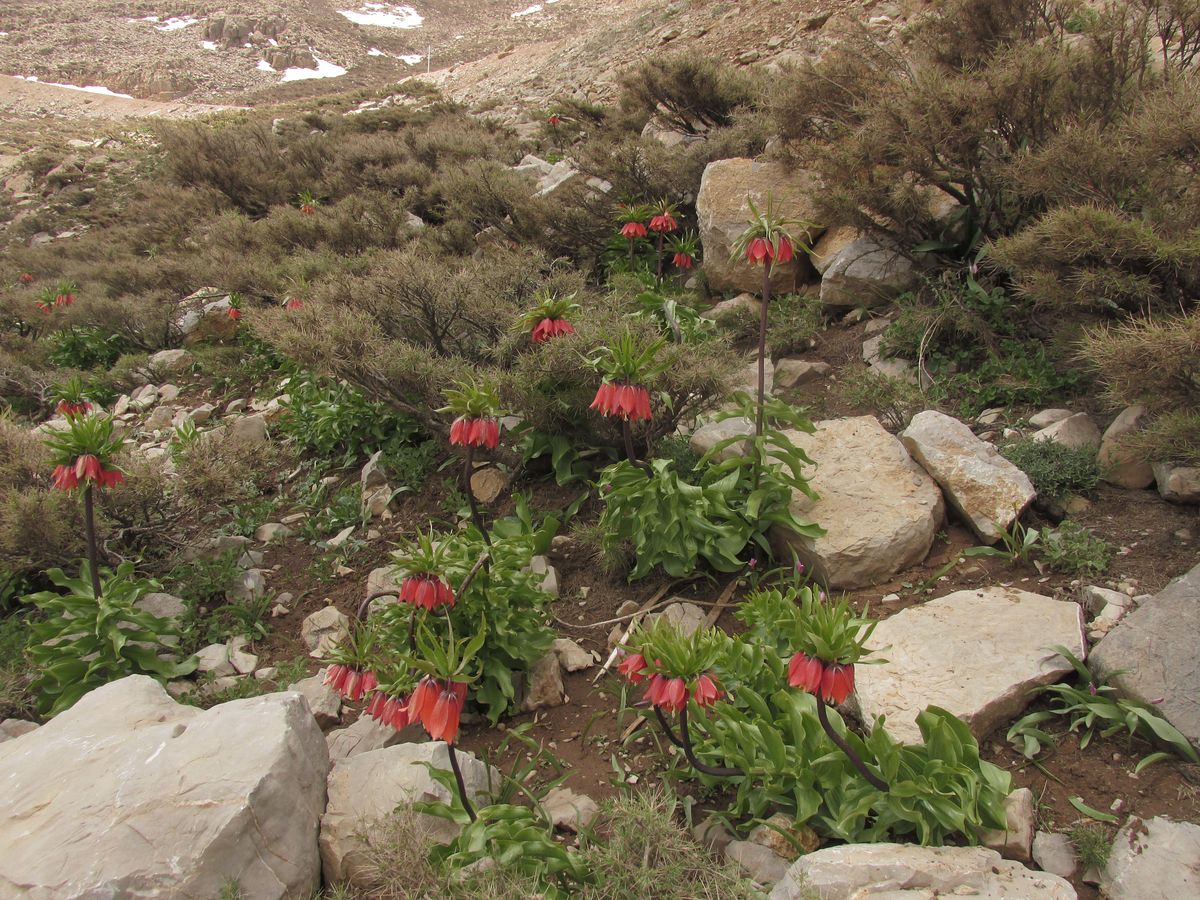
[0,74,236,121]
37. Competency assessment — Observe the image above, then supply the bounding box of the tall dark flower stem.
[756,261,772,440]
[679,705,744,777]
[83,485,102,598]
[815,698,889,792]
[462,446,492,547]
[655,232,665,284]
[447,743,477,821]
[622,420,651,474]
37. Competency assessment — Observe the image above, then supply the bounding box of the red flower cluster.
[227,307,242,321]
[410,676,468,744]
[672,251,695,269]
[324,664,378,701]
[285,297,303,310]
[55,291,75,308]
[692,672,722,707]
[590,382,651,421]
[619,655,723,710]
[19,272,34,284]
[531,317,575,343]
[399,573,455,610]
[547,114,561,125]
[649,212,678,233]
[645,674,688,712]
[56,400,92,418]
[300,203,316,215]
[52,454,124,491]
[35,301,52,315]
[744,236,795,266]
[620,221,648,239]
[787,652,855,704]
[449,416,500,449]
[617,652,648,683]
[366,690,412,730]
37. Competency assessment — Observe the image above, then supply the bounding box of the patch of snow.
[368,47,385,56]
[398,54,423,65]
[156,16,199,31]
[15,75,133,99]
[511,4,543,18]
[0,32,9,39]
[339,4,424,29]
[269,38,279,46]
[200,40,218,51]
[256,60,277,73]
[280,56,348,82]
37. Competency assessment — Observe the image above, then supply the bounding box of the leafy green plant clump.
[1000,438,1100,502]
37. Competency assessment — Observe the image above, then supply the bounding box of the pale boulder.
[809,225,862,274]
[696,158,823,294]
[0,677,327,898]
[1103,816,1200,900]
[769,416,944,589]
[302,606,350,658]
[819,234,920,310]
[1152,462,1200,504]
[850,587,1084,744]
[1032,412,1101,451]
[901,410,1035,542]
[1098,405,1154,489]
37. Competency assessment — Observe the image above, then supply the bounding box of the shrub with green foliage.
[1000,437,1100,501]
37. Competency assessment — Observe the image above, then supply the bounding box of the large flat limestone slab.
[851,587,1085,744]
[1092,563,1200,749]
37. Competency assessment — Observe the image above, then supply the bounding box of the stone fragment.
[326,715,415,762]
[748,813,820,860]
[850,587,1084,744]
[0,719,38,743]
[530,554,559,597]
[820,235,919,310]
[1092,563,1200,747]
[1098,405,1154,489]
[767,417,944,589]
[173,287,237,345]
[770,843,1075,899]
[726,840,792,886]
[301,606,350,658]
[694,817,736,854]
[774,358,831,389]
[320,743,496,886]
[0,677,326,898]
[1029,408,1073,429]
[135,592,187,620]
[702,292,761,320]
[649,601,707,638]
[1152,462,1200,504]
[148,348,194,374]
[288,672,342,729]
[542,787,599,832]
[552,637,594,671]
[1033,831,1078,879]
[227,568,266,603]
[1032,413,1101,451]
[326,525,356,548]
[229,413,268,444]
[196,642,235,677]
[901,410,1035,542]
[980,787,1035,863]
[523,652,566,711]
[810,225,862,274]
[696,158,823,293]
[1103,816,1200,900]
[255,522,292,543]
[144,405,175,431]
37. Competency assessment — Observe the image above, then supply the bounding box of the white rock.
[850,587,1084,744]
[1029,408,1073,429]
[701,292,761,320]
[135,591,187,620]
[255,522,292,543]
[980,787,1035,862]
[227,568,267,603]
[301,607,350,658]
[1032,412,1101,451]
[1082,585,1131,616]
[775,358,831,389]
[726,840,792,886]
[0,677,327,898]
[1104,816,1200,900]
[770,842,1075,899]
[190,403,215,425]
[288,672,342,729]
[326,525,356,548]
[229,647,259,676]
[326,715,415,762]
[196,642,235,677]
[901,410,1035,543]
[229,413,269,444]
[1098,405,1154,489]
[144,405,175,431]
[1033,831,1078,879]
[820,235,919,310]
[523,652,565,711]
[320,743,496,885]
[542,787,599,832]
[770,416,944,589]
[552,637,594,672]
[649,601,708,638]
[148,348,193,374]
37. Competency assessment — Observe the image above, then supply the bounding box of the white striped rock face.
[850,587,1084,745]
[0,676,328,899]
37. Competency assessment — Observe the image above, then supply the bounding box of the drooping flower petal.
[775,237,795,264]
[787,652,825,694]
[649,213,678,233]
[409,677,441,727]
[692,673,722,707]
[820,663,855,705]
[617,652,648,684]
[620,222,648,239]
[661,677,688,712]
[672,252,694,269]
[425,686,463,744]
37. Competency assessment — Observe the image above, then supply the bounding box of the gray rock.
[144,404,176,431]
[774,358,831,389]
[0,719,38,743]
[702,292,760,321]
[1104,816,1200,899]
[229,647,259,676]
[288,672,342,729]
[255,522,292,543]
[190,403,215,425]
[1092,563,1200,748]
[148,348,194,375]
[173,287,237,346]
[542,787,598,832]
[301,607,350,658]
[725,840,792,886]
[820,235,919,310]
[729,357,775,397]
[980,787,1035,863]
[552,637,594,672]
[649,601,708,638]
[1033,831,1078,879]
[361,450,388,491]
[901,410,1035,543]
[851,587,1084,744]
[1032,413,1101,451]
[770,842,1075,899]
[1029,408,1073,429]
[320,743,496,886]
[810,225,862,274]
[768,416,944,589]
[530,554,559,597]
[1152,462,1200,504]
[688,415,754,459]
[1082,585,1131,616]
[0,677,327,898]
[523,652,566,711]
[326,525,356,548]
[135,592,187,620]
[227,568,267,603]
[229,413,268,444]
[695,158,823,294]
[326,715,415,762]
[1098,405,1154,489]
[694,817,735,854]
[196,642,235,677]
